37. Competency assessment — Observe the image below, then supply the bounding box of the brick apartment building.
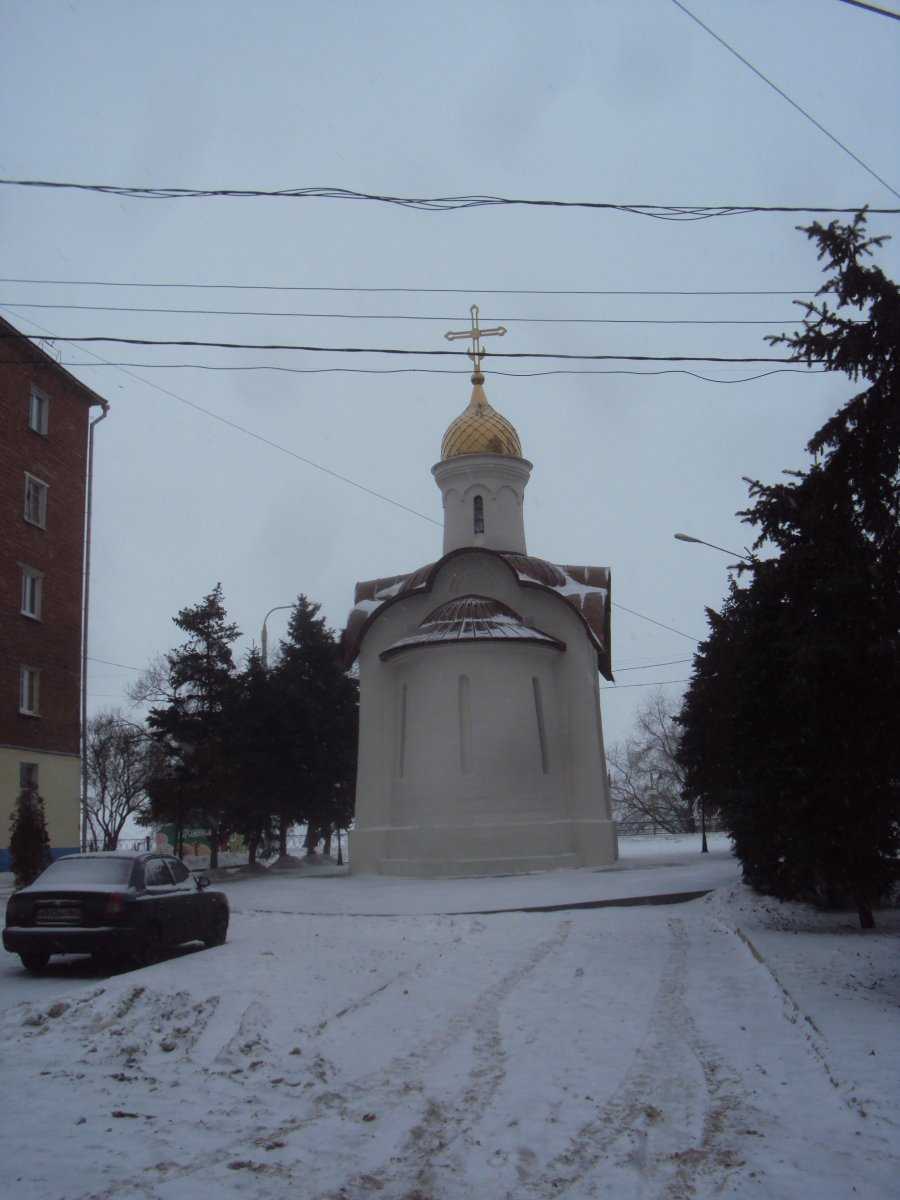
[0,314,108,869]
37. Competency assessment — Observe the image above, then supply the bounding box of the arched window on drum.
[473,494,485,534]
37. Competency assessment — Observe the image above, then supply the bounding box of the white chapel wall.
[351,549,616,872]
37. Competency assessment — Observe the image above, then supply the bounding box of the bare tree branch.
[126,653,173,706]
[84,709,161,850]
[609,689,695,834]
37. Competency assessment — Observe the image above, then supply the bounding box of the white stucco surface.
[349,442,617,878]
[432,452,532,555]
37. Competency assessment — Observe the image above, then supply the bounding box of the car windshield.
[36,857,134,885]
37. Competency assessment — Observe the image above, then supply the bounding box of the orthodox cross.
[445,305,506,375]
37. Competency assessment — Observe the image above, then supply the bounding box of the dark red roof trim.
[343,548,612,679]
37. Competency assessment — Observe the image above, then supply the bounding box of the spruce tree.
[9,789,52,889]
[229,648,281,864]
[146,583,241,869]
[273,596,359,857]
[678,213,900,928]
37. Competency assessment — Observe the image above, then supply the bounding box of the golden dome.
[440,372,523,459]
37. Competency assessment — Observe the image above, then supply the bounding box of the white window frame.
[28,386,49,435]
[20,564,43,620]
[19,667,40,716]
[23,473,48,528]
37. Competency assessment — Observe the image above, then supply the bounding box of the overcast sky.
[2,0,898,750]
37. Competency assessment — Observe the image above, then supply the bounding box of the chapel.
[342,312,617,876]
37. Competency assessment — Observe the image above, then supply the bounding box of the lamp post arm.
[261,603,296,669]
[673,533,751,562]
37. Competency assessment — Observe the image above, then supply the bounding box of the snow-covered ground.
[1,839,897,1199]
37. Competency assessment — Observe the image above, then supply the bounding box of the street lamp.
[674,531,751,854]
[81,401,110,851]
[673,532,750,561]
[261,604,295,668]
[260,603,296,863]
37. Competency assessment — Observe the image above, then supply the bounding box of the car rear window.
[37,857,134,885]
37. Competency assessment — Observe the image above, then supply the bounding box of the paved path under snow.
[220,836,740,917]
[1,878,897,1199]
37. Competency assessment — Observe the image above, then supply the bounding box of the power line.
[0,305,718,649]
[601,677,692,691]
[2,309,443,527]
[835,0,900,20]
[0,648,141,681]
[0,277,819,295]
[616,658,693,672]
[0,332,812,363]
[1,178,898,216]
[0,300,808,326]
[612,605,702,643]
[10,360,825,385]
[6,646,695,686]
[670,0,900,200]
[89,656,143,672]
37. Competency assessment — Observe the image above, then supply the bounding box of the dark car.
[2,851,230,973]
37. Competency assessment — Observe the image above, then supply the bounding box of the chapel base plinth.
[350,818,618,878]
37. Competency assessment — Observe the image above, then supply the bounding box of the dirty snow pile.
[1,863,898,1199]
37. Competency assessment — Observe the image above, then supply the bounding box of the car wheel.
[135,925,163,967]
[20,951,50,973]
[205,910,229,948]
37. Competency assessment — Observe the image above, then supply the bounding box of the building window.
[19,762,39,793]
[20,566,43,619]
[24,473,48,528]
[29,386,49,435]
[473,494,485,534]
[19,667,40,716]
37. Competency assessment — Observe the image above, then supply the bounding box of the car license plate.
[36,906,81,925]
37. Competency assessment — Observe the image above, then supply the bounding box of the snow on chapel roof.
[342,549,612,679]
[379,595,565,660]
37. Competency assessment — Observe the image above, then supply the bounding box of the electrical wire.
[669,0,900,200]
[4,603,702,690]
[4,360,826,384]
[89,656,143,672]
[0,277,820,295]
[0,333,813,363]
[611,605,702,643]
[1,178,898,216]
[0,305,722,648]
[601,677,692,691]
[3,646,696,690]
[0,300,810,326]
[5,630,701,690]
[834,0,900,20]
[615,658,693,672]
[2,311,443,527]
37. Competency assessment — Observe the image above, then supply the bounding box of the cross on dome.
[445,305,506,381]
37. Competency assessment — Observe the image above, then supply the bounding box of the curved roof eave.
[343,546,613,680]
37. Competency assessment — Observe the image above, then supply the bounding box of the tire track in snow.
[327,917,574,1199]
[516,917,752,1200]
[67,918,572,1200]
